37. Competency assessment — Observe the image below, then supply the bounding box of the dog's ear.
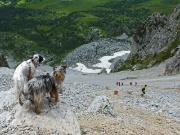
[61,65,67,74]
[39,55,45,64]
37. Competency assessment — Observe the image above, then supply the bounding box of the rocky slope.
[63,34,131,68]
[165,48,180,74]
[0,63,180,134]
[63,63,180,134]
[127,4,180,72]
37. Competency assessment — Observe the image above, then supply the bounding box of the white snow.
[69,63,101,73]
[70,51,130,74]
[93,51,130,68]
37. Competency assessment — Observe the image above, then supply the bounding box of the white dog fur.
[13,54,45,105]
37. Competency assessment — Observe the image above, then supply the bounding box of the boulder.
[98,68,107,74]
[110,56,124,72]
[0,88,81,135]
[86,96,115,117]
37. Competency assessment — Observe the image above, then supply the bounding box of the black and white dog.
[13,54,45,106]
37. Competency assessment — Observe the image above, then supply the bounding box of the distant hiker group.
[116,82,124,86]
[116,81,137,86]
[115,81,147,97]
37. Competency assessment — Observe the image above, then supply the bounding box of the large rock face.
[131,5,179,56]
[128,4,180,72]
[131,12,168,56]
[165,49,180,74]
[0,68,81,135]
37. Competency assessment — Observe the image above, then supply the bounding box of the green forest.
[0,0,179,65]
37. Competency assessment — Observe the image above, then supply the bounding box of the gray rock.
[63,38,131,68]
[165,49,180,74]
[86,96,115,117]
[98,68,107,74]
[128,4,180,69]
[85,31,100,43]
[109,56,124,72]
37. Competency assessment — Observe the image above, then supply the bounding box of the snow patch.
[70,51,130,74]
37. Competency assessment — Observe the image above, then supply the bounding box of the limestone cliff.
[123,4,180,73]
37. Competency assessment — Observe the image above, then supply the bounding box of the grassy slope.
[133,0,180,14]
[16,0,180,14]
[15,0,180,28]
[0,0,179,65]
[17,0,118,13]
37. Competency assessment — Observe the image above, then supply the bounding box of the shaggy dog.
[23,65,66,114]
[13,54,45,105]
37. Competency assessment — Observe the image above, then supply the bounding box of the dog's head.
[53,65,67,81]
[31,54,45,67]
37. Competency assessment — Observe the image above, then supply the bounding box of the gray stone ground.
[0,67,80,135]
[62,64,180,119]
[0,63,180,134]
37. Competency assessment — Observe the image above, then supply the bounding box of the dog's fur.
[13,54,45,106]
[23,65,66,114]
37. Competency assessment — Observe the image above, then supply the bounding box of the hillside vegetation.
[0,0,179,66]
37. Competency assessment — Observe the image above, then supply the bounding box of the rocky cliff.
[124,4,180,73]
[165,48,180,74]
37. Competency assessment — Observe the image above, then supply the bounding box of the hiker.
[141,85,147,97]
[130,82,132,86]
[119,82,121,86]
[116,82,118,85]
[135,82,137,86]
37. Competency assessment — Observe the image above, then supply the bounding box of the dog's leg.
[34,105,41,114]
[19,92,23,106]
[46,92,52,102]
[34,94,41,114]
[55,92,60,102]
[34,101,41,114]
[17,81,24,106]
[50,91,54,98]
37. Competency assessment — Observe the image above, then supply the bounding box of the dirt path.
[78,99,180,135]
